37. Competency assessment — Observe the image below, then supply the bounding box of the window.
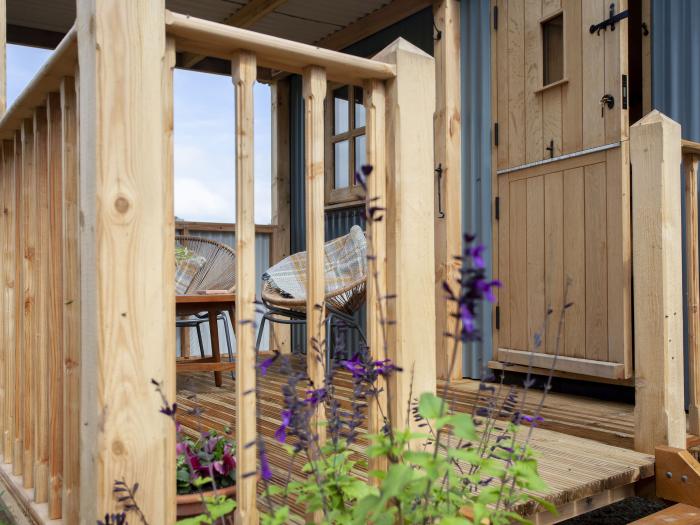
[326,84,366,205]
[542,13,564,86]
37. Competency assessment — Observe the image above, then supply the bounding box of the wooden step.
[630,503,700,524]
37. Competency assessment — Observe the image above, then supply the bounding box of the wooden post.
[2,138,14,466]
[231,50,259,525]
[302,65,327,437]
[433,0,462,381]
[20,118,35,488]
[77,1,175,521]
[0,142,6,452]
[33,105,49,503]
[685,153,700,436]
[60,75,80,524]
[47,91,64,518]
[374,39,437,428]
[13,130,22,477]
[271,78,291,354]
[364,78,388,475]
[631,110,685,454]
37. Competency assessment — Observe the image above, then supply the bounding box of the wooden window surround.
[538,10,568,92]
[325,84,366,207]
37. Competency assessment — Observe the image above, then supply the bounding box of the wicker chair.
[256,265,367,367]
[175,236,237,377]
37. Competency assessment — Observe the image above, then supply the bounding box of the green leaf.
[419,392,446,419]
[439,517,472,525]
[449,414,477,440]
[204,495,235,519]
[176,515,209,525]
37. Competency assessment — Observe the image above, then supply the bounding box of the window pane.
[354,87,365,128]
[355,135,366,176]
[543,14,564,85]
[333,86,349,134]
[334,140,350,188]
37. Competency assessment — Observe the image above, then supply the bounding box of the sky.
[7,43,272,224]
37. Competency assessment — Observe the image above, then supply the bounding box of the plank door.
[491,0,632,380]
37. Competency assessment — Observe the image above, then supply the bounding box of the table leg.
[208,308,223,387]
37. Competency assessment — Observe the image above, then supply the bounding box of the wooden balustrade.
[0,27,79,522]
[0,4,437,522]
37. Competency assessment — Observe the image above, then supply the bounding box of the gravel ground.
[559,497,669,525]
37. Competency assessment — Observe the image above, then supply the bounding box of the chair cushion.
[175,254,207,295]
[262,225,367,299]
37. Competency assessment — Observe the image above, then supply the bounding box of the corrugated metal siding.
[651,0,700,142]
[461,0,493,379]
[175,231,272,356]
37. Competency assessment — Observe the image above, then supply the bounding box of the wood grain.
[527,176,545,352]
[507,0,525,167]
[1,138,14,465]
[561,0,582,154]
[630,111,685,454]
[76,1,174,520]
[231,50,259,524]
[12,130,22,477]
[60,75,79,524]
[581,0,605,148]
[687,154,700,435]
[563,167,585,358]
[510,178,528,350]
[544,171,564,354]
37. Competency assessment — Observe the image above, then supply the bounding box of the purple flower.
[476,279,501,303]
[467,244,486,269]
[304,388,327,406]
[341,355,365,378]
[257,351,280,376]
[260,448,272,481]
[460,304,475,333]
[275,409,291,443]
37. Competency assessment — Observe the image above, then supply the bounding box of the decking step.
[630,504,700,525]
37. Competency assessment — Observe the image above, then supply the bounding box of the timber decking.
[176,357,653,522]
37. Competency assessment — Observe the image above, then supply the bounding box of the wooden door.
[492,0,632,380]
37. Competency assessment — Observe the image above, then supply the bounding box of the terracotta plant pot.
[176,484,237,521]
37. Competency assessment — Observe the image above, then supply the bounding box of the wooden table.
[176,293,236,387]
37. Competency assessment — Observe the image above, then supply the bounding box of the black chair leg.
[220,314,235,381]
[195,323,205,357]
[325,313,335,371]
[255,315,267,357]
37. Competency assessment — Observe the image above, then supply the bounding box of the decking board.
[176,357,653,523]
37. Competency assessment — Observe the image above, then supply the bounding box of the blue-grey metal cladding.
[461,0,493,379]
[651,0,700,142]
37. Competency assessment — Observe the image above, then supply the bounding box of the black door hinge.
[495,196,500,220]
[590,3,629,35]
[622,74,628,109]
[494,122,499,146]
[495,306,500,330]
[493,5,498,30]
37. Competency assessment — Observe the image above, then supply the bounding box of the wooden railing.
[683,139,700,439]
[0,4,437,522]
[0,26,79,522]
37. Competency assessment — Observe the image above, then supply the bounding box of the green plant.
[176,430,236,495]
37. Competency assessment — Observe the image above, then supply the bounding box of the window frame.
[537,9,568,92]
[324,83,366,207]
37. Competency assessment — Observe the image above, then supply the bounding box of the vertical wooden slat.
[524,0,542,164]
[302,64,327,431]
[544,171,563,354]
[47,91,63,518]
[20,118,35,488]
[76,0,174,520]
[561,0,582,154]
[496,175,510,350]
[526,176,545,352]
[581,0,605,148]
[271,78,291,354]
[510,178,527,350]
[562,167,585,359]
[231,50,259,525]
[542,87,562,158]
[61,75,80,523]
[606,144,632,376]
[631,110,685,454]
[584,162,607,362]
[507,0,525,167]
[364,77,387,474]
[2,138,15,465]
[685,153,700,436]
[33,105,50,504]
[13,130,22,477]
[0,142,5,446]
[374,39,436,426]
[604,0,627,143]
[433,0,462,381]
[496,0,509,170]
